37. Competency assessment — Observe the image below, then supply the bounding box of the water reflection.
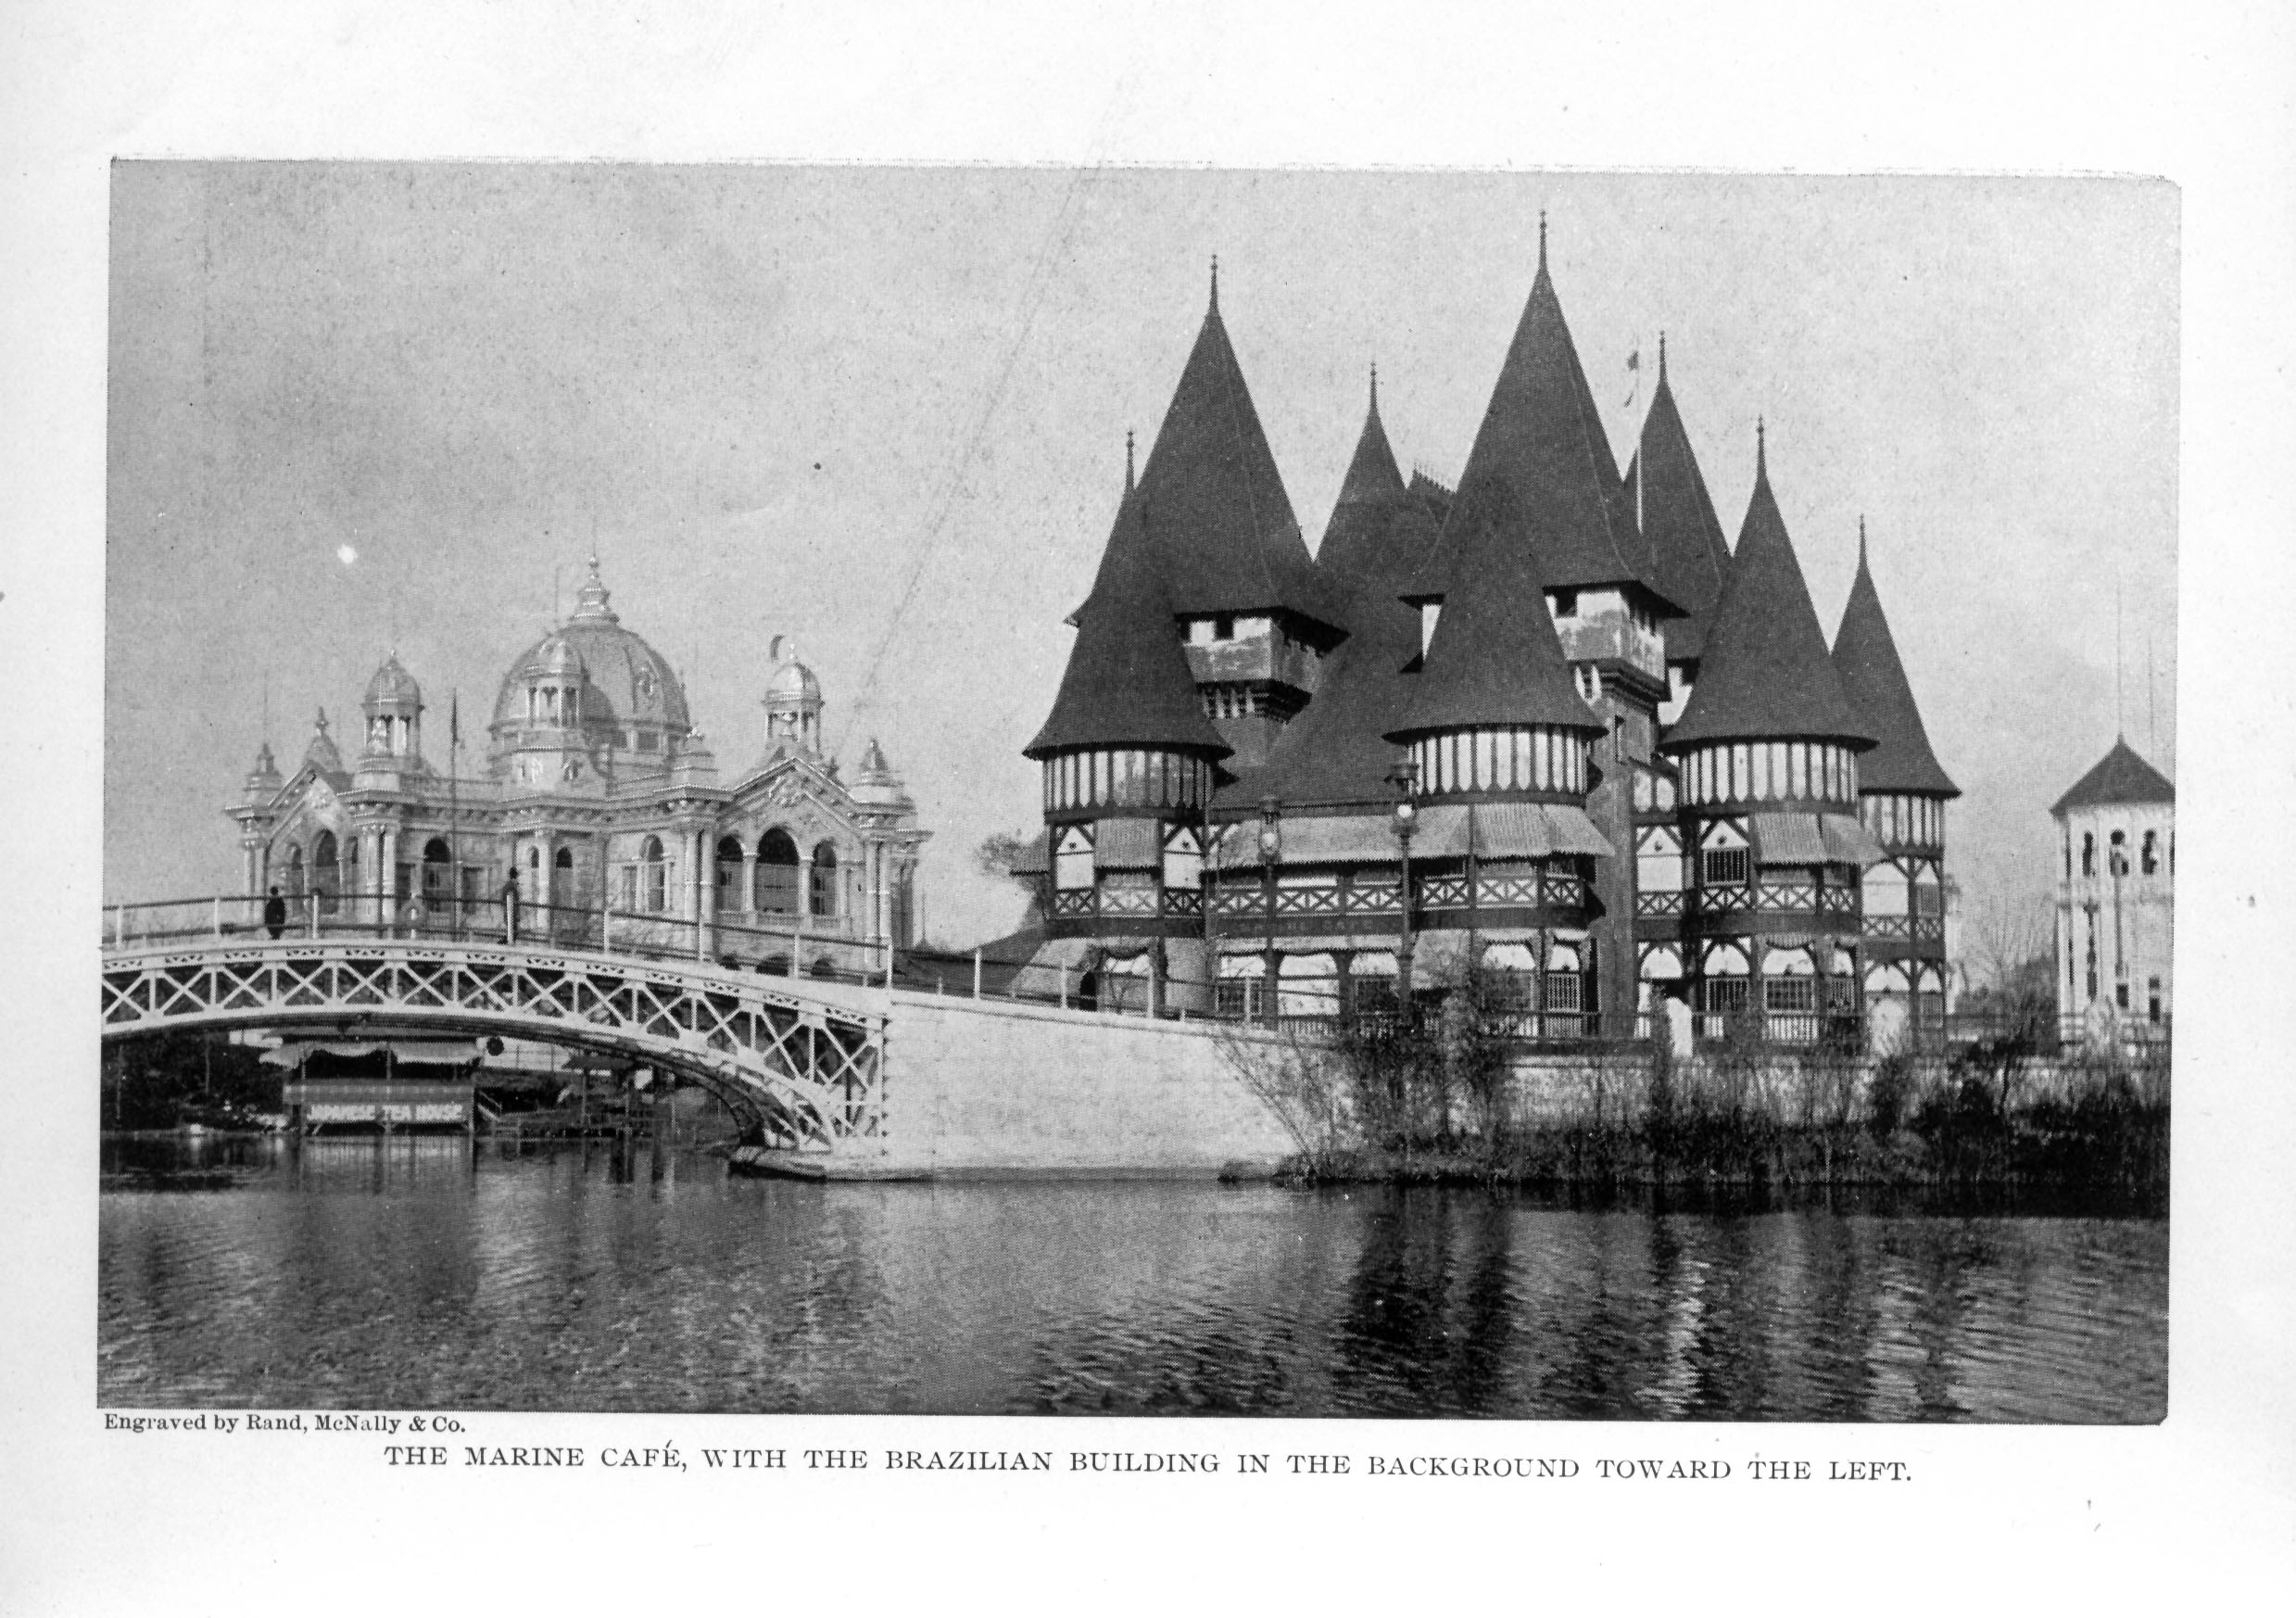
[98,1139,2166,1421]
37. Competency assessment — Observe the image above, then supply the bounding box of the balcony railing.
[1558,614,1667,683]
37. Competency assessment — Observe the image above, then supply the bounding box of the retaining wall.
[876,992,1295,1176]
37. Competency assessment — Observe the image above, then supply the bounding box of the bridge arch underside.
[101,948,883,1155]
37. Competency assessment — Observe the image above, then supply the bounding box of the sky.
[104,165,2177,944]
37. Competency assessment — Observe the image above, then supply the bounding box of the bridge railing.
[100,893,892,987]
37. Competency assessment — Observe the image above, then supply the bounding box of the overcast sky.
[105,165,2176,943]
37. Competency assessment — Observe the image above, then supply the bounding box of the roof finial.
[1537,210,1548,272]
[1756,415,1767,478]
[1369,360,1380,417]
[1658,331,1668,381]
[1859,513,1869,565]
[1124,428,1136,495]
[1209,254,1219,313]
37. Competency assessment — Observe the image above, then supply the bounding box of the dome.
[365,653,421,707]
[489,561,690,735]
[766,655,821,705]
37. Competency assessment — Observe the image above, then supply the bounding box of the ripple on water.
[97,1143,2167,1421]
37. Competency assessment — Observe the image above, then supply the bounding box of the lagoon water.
[99,1136,2165,1422]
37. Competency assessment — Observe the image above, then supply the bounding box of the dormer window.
[2109,829,2128,877]
[1547,588,1579,620]
[1214,614,1235,641]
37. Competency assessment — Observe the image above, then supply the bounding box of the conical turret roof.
[1388,476,1603,741]
[1260,385,1443,803]
[1633,341,1734,662]
[2050,738,2174,815]
[1832,528,1958,795]
[1026,482,1231,762]
[1127,270,1346,634]
[1665,436,1876,752]
[1316,368,1416,589]
[1418,232,1676,613]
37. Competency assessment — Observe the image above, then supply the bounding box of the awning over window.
[1820,814,1888,867]
[1412,802,1616,860]
[1008,828,1050,876]
[1748,812,1829,865]
[1092,818,1163,871]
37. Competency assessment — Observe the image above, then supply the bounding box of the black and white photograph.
[99,165,2174,1421]
[6,6,2293,1612]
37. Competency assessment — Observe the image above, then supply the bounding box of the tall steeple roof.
[1128,269,1346,634]
[1260,381,1442,803]
[2050,737,2174,815]
[1416,226,1675,613]
[1026,480,1231,762]
[1388,476,1604,741]
[1316,366,1415,588]
[1665,432,1876,752]
[1832,525,1959,796]
[1631,337,1734,662]
[302,708,343,775]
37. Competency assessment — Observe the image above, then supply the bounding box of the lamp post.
[1258,796,1281,1026]
[1385,758,1419,1019]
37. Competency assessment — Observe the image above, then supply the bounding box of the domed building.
[225,555,929,978]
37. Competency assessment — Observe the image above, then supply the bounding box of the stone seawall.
[872,992,1296,1177]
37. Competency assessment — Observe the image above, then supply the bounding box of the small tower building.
[2051,739,2174,1051]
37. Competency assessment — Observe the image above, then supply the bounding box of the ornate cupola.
[1832,519,1961,1046]
[1028,470,1231,947]
[360,652,424,763]
[763,636,825,755]
[1626,334,1734,713]
[1658,428,1882,1047]
[1121,260,1348,770]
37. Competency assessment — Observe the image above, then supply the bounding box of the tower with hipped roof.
[1655,426,1883,1046]
[1832,521,1961,1050]
[2050,738,2173,1051]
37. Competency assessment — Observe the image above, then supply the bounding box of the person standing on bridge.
[500,870,521,945]
[263,886,286,940]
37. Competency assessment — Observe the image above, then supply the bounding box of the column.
[740,848,758,916]
[382,827,400,931]
[243,841,259,896]
[699,828,718,958]
[796,855,814,924]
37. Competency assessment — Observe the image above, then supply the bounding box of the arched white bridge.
[100,930,889,1157]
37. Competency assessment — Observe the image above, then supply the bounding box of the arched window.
[640,835,666,914]
[312,830,340,914]
[284,844,306,897]
[810,842,839,917]
[2081,831,2096,877]
[2109,829,2128,877]
[422,838,452,900]
[2140,830,2158,875]
[716,836,745,909]
[755,829,799,914]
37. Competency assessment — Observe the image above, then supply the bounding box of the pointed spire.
[1318,364,1422,589]
[1026,476,1230,762]
[1389,476,1604,745]
[1832,528,1959,796]
[1756,415,1768,478]
[1634,340,1734,662]
[1537,210,1547,273]
[1124,429,1136,496]
[1665,441,1875,752]
[1415,231,1675,608]
[1209,254,1219,314]
[1369,360,1380,418]
[1119,281,1344,631]
[303,706,343,774]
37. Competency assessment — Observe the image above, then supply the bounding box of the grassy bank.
[1220,992,2168,1205]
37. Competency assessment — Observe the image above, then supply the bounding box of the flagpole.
[449,689,461,940]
